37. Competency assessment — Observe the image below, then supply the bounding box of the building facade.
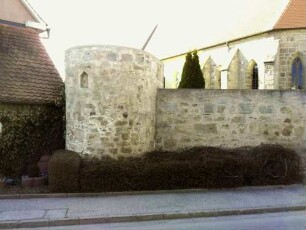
[0,0,64,176]
[163,0,306,90]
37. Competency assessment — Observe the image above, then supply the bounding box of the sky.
[28,0,288,77]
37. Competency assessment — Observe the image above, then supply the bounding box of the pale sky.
[28,0,288,78]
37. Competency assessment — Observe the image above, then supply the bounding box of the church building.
[162,0,306,90]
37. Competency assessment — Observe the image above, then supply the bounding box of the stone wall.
[65,45,164,157]
[274,29,306,89]
[156,89,306,155]
[65,44,306,165]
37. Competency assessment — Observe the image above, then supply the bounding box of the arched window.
[291,57,303,89]
[252,64,258,89]
[80,71,89,88]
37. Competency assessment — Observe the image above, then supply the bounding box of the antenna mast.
[141,24,158,50]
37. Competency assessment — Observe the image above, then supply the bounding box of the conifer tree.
[178,52,193,88]
[178,51,205,88]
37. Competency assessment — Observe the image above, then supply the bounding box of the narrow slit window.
[80,71,89,88]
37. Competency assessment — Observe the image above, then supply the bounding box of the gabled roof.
[274,0,306,29]
[0,24,63,104]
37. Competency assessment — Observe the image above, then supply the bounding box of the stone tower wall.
[65,45,164,157]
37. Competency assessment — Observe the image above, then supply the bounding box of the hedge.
[78,144,303,192]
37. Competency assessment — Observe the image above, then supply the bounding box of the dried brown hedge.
[48,150,81,192]
[79,144,304,192]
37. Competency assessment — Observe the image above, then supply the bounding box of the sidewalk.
[0,184,305,229]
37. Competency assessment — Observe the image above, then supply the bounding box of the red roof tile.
[0,24,63,104]
[274,0,306,29]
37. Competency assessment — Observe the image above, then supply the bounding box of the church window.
[291,57,303,89]
[252,64,258,89]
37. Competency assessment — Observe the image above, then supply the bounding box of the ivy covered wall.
[0,103,65,177]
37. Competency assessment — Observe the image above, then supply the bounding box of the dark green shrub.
[79,144,303,192]
[48,150,81,192]
[27,164,40,177]
[178,50,205,88]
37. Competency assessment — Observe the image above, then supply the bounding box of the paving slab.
[44,209,67,219]
[0,210,45,221]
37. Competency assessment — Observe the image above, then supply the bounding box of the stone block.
[107,52,118,61]
[121,133,129,140]
[239,103,253,114]
[231,116,246,123]
[121,147,132,154]
[282,127,292,136]
[204,103,214,114]
[164,139,177,148]
[194,123,217,134]
[259,106,273,114]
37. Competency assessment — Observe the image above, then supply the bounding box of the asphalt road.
[16,210,306,230]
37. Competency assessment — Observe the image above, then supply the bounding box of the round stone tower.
[65,45,164,157]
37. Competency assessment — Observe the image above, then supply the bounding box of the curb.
[0,184,303,199]
[1,205,306,229]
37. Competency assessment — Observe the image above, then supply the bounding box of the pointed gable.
[274,0,306,29]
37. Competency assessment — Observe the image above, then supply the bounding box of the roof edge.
[0,19,27,28]
[20,0,48,30]
[161,28,306,61]
[273,0,306,30]
[161,30,272,61]
[273,0,292,29]
[0,100,56,106]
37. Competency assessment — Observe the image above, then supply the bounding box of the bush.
[79,144,303,192]
[27,164,40,177]
[48,150,81,192]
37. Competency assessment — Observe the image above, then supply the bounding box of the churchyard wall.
[155,89,306,162]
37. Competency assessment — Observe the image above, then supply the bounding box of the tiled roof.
[274,0,306,29]
[0,24,63,104]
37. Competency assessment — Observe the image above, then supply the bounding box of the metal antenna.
[141,24,158,50]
